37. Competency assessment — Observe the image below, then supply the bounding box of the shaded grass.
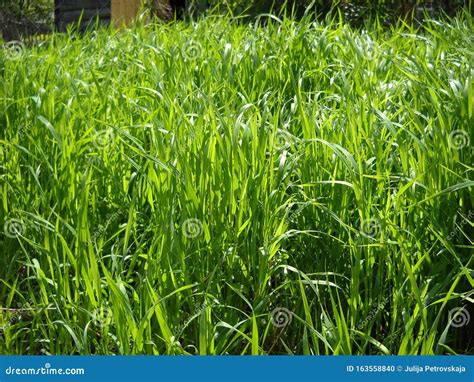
[0,12,473,355]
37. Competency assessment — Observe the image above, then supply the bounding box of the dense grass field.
[0,13,473,355]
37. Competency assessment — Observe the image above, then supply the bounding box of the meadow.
[0,12,473,355]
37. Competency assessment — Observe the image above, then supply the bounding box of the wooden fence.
[55,0,111,32]
[111,0,141,27]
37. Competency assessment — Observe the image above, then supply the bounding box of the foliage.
[0,11,473,355]
[0,0,54,40]
[204,0,471,17]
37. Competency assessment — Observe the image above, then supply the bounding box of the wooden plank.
[111,0,141,27]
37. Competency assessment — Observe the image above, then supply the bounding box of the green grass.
[0,12,473,355]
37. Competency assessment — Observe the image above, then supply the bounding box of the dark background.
[0,1,472,41]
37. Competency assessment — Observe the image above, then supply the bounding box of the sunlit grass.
[0,12,473,355]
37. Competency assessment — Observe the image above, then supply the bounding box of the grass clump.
[0,13,473,355]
